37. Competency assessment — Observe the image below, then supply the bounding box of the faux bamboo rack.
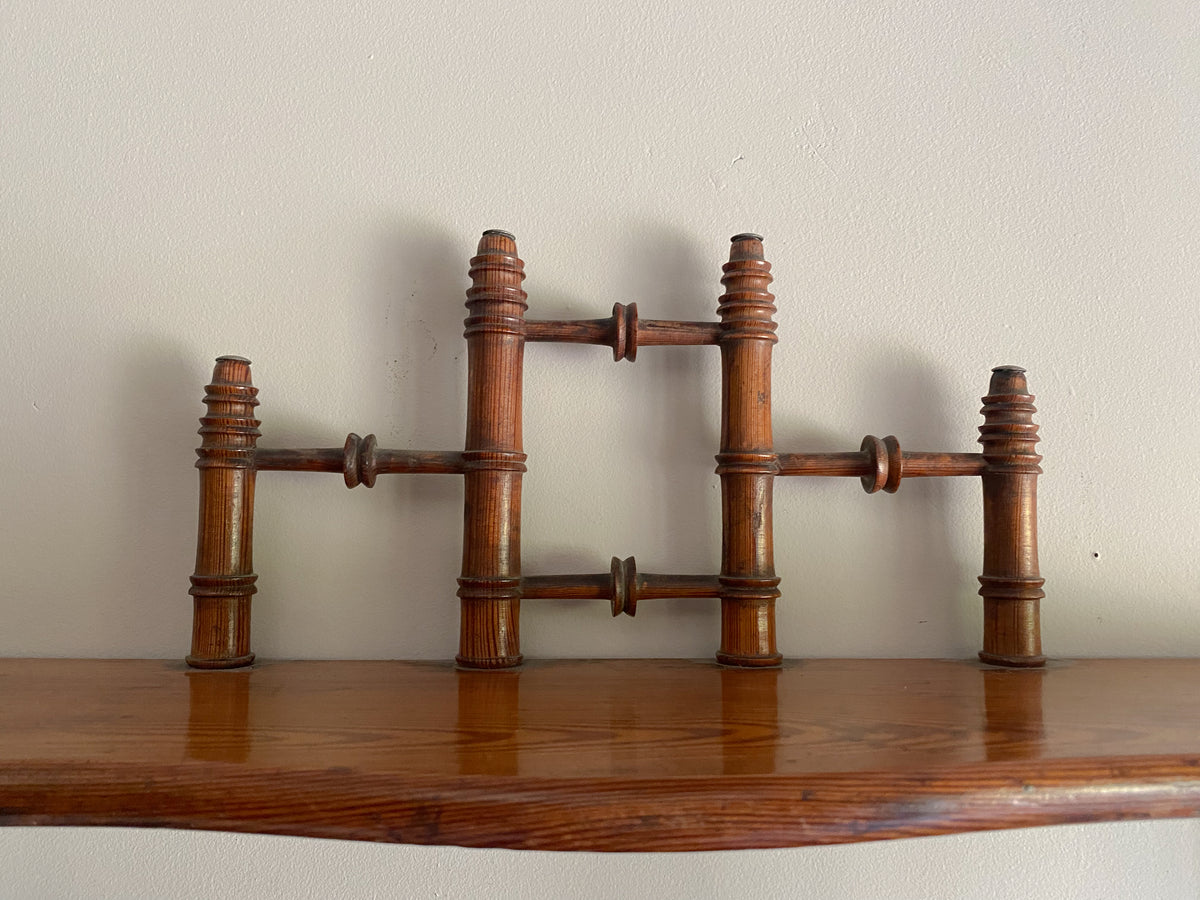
[188,231,1044,670]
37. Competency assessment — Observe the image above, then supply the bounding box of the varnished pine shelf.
[2,658,1199,851]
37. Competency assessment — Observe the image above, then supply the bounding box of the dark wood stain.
[2,659,1199,850]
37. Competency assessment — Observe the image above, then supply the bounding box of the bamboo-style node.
[188,356,260,669]
[716,233,781,667]
[188,230,1047,670]
[977,366,1045,667]
[457,229,528,669]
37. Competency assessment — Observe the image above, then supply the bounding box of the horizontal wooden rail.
[522,558,720,616]
[635,573,723,598]
[776,436,986,493]
[521,573,611,600]
[776,451,985,478]
[255,447,346,473]
[775,451,866,477]
[636,320,722,346]
[525,303,720,361]
[257,438,464,487]
[524,319,615,344]
[902,452,989,477]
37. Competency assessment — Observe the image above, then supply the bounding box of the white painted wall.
[2,1,1197,896]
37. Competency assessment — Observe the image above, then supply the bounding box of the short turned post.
[188,356,260,668]
[715,234,782,667]
[457,230,528,668]
[978,366,1045,667]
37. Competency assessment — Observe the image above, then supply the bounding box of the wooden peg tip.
[211,356,253,385]
[478,230,518,254]
[727,233,765,261]
[989,366,1029,394]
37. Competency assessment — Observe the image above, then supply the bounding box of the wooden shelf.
[2,658,1199,851]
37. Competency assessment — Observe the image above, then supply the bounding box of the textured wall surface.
[2,1,1197,896]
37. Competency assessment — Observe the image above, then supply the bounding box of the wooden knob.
[860,435,902,493]
[717,234,777,342]
[611,302,639,362]
[979,366,1041,473]
[610,556,637,617]
[465,229,527,339]
[343,433,379,488]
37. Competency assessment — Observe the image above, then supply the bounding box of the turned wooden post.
[457,230,528,668]
[978,366,1045,667]
[715,234,781,667]
[188,356,260,668]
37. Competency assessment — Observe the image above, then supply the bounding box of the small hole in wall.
[1092,552,1100,559]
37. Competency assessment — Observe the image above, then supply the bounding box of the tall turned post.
[715,234,782,667]
[978,366,1045,667]
[457,230,528,668]
[188,356,260,669]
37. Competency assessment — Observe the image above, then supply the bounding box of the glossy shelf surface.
[2,658,1199,850]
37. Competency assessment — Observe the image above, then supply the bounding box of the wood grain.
[188,357,260,669]
[2,658,1199,850]
[716,234,781,666]
[256,442,465,483]
[458,230,528,667]
[776,448,987,481]
[978,366,1045,666]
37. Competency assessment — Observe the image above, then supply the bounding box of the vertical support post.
[978,366,1045,667]
[457,230,528,668]
[188,356,260,668]
[715,234,782,667]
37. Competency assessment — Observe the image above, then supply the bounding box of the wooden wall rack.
[4,231,1198,851]
[188,230,1044,670]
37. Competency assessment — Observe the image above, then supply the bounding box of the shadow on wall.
[273,220,469,658]
[147,221,471,661]
[119,337,357,660]
[862,353,981,655]
[245,220,473,658]
[773,351,979,657]
[614,226,723,650]
[114,338,206,656]
[517,225,727,658]
[365,222,468,654]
